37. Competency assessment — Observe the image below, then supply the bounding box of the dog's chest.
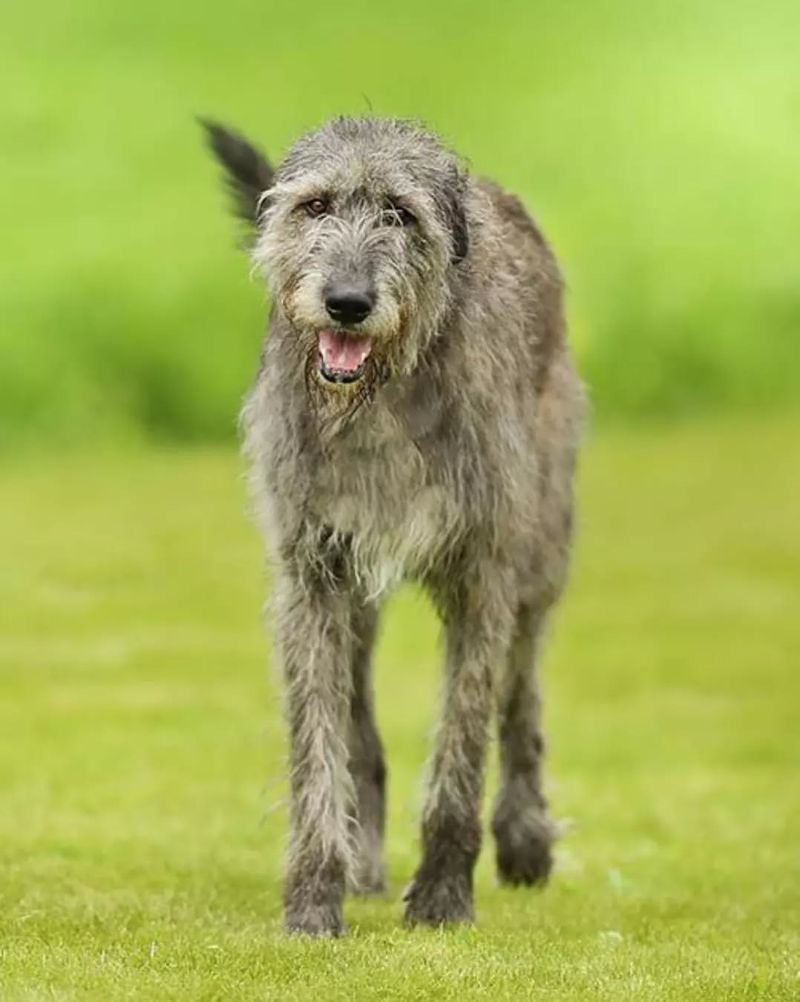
[311,409,458,594]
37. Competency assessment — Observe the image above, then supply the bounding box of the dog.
[203,115,584,935]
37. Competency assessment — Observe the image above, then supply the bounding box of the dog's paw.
[284,866,346,937]
[492,806,555,887]
[403,873,474,927]
[284,899,345,937]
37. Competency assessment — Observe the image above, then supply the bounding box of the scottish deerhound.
[203,116,584,936]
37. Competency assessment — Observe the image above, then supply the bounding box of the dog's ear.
[199,118,274,228]
[444,168,469,263]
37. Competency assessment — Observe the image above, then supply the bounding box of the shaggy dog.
[203,116,583,935]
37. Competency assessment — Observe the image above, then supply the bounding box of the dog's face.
[204,118,468,399]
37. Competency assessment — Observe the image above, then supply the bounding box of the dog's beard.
[304,346,390,441]
[280,281,431,437]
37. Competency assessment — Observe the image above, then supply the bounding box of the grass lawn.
[1,415,798,1000]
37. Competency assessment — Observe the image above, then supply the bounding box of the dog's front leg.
[404,567,515,927]
[274,566,354,936]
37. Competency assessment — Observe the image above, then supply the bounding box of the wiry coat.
[204,116,584,936]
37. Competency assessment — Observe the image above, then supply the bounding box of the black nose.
[324,288,373,325]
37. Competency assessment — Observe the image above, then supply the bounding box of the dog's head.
[203,117,469,400]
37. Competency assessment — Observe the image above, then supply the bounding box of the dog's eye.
[382,203,415,227]
[303,198,328,218]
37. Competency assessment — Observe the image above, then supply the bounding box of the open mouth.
[318,329,373,384]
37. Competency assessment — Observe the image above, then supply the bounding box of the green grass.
[2,0,800,447]
[1,416,798,1000]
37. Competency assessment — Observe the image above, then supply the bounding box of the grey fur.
[204,116,584,935]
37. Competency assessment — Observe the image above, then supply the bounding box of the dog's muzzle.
[318,329,373,384]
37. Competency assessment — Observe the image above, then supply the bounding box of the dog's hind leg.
[491,601,556,886]
[347,599,387,895]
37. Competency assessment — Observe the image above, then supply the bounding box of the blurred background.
[1,2,798,998]
[3,0,799,448]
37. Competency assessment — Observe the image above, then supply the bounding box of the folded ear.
[199,118,274,228]
[444,167,469,263]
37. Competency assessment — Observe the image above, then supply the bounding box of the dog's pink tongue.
[318,330,372,372]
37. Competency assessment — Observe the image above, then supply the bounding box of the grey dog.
[203,115,584,936]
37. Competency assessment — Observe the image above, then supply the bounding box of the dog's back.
[472,176,584,600]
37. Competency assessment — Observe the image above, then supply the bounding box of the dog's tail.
[199,118,274,229]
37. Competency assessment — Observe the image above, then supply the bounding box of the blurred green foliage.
[2,0,798,448]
